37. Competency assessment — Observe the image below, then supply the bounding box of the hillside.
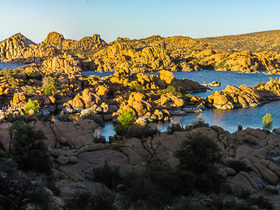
[0,33,59,63]
[43,32,108,57]
[197,30,280,53]
[1,30,280,73]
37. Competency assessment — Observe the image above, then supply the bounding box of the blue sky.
[0,0,279,43]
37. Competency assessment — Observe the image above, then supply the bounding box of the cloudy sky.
[0,0,279,43]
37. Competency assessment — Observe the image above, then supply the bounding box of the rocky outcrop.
[0,33,59,63]
[41,53,82,77]
[0,119,99,152]
[202,81,221,87]
[43,32,107,53]
[255,77,280,100]
[207,85,264,109]
[207,79,280,110]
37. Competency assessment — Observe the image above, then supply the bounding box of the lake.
[86,70,280,139]
[0,62,26,70]
[1,62,278,137]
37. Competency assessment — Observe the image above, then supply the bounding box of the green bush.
[24,86,35,97]
[191,114,209,128]
[114,124,159,138]
[185,94,194,101]
[57,114,74,122]
[26,72,33,79]
[43,76,60,96]
[10,121,51,173]
[262,113,273,130]
[123,160,175,209]
[0,68,18,87]
[118,110,135,127]
[157,86,183,97]
[0,159,51,210]
[167,122,184,134]
[175,133,223,193]
[71,189,116,210]
[24,99,39,115]
[93,161,121,190]
[130,83,144,92]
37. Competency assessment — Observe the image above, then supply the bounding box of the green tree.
[262,113,273,130]
[43,76,60,96]
[118,110,135,127]
[24,99,39,115]
[10,121,51,173]
[129,83,144,92]
[175,133,223,193]
[0,158,50,210]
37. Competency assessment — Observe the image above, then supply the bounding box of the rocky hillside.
[1,120,280,209]
[0,33,59,63]
[197,30,280,53]
[1,30,280,73]
[43,32,107,56]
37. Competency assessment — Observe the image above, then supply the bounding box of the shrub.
[93,135,106,143]
[57,114,74,122]
[0,68,18,87]
[262,113,273,130]
[0,159,51,210]
[118,110,135,127]
[227,160,251,173]
[123,160,175,209]
[93,161,121,190]
[10,121,51,173]
[253,195,273,210]
[130,83,144,92]
[81,112,104,127]
[167,122,184,134]
[114,124,159,138]
[157,86,183,97]
[185,94,194,101]
[26,72,33,79]
[5,115,36,123]
[24,86,35,97]
[175,133,223,193]
[253,82,266,90]
[44,84,53,96]
[43,174,60,196]
[171,197,204,210]
[24,99,39,115]
[36,113,52,122]
[43,76,60,96]
[70,188,116,210]
[191,114,209,128]
[237,189,252,200]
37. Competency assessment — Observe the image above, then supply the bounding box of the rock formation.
[207,85,264,109]
[43,32,107,54]
[0,33,59,63]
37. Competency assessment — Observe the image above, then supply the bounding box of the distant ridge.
[197,30,280,53]
[1,33,36,47]
[1,30,280,73]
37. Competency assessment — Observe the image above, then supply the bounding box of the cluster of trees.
[0,121,53,209]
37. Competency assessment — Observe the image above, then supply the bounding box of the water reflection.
[83,70,280,138]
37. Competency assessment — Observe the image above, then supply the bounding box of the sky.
[0,0,279,44]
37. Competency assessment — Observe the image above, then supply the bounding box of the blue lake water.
[88,70,280,138]
[0,62,26,70]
